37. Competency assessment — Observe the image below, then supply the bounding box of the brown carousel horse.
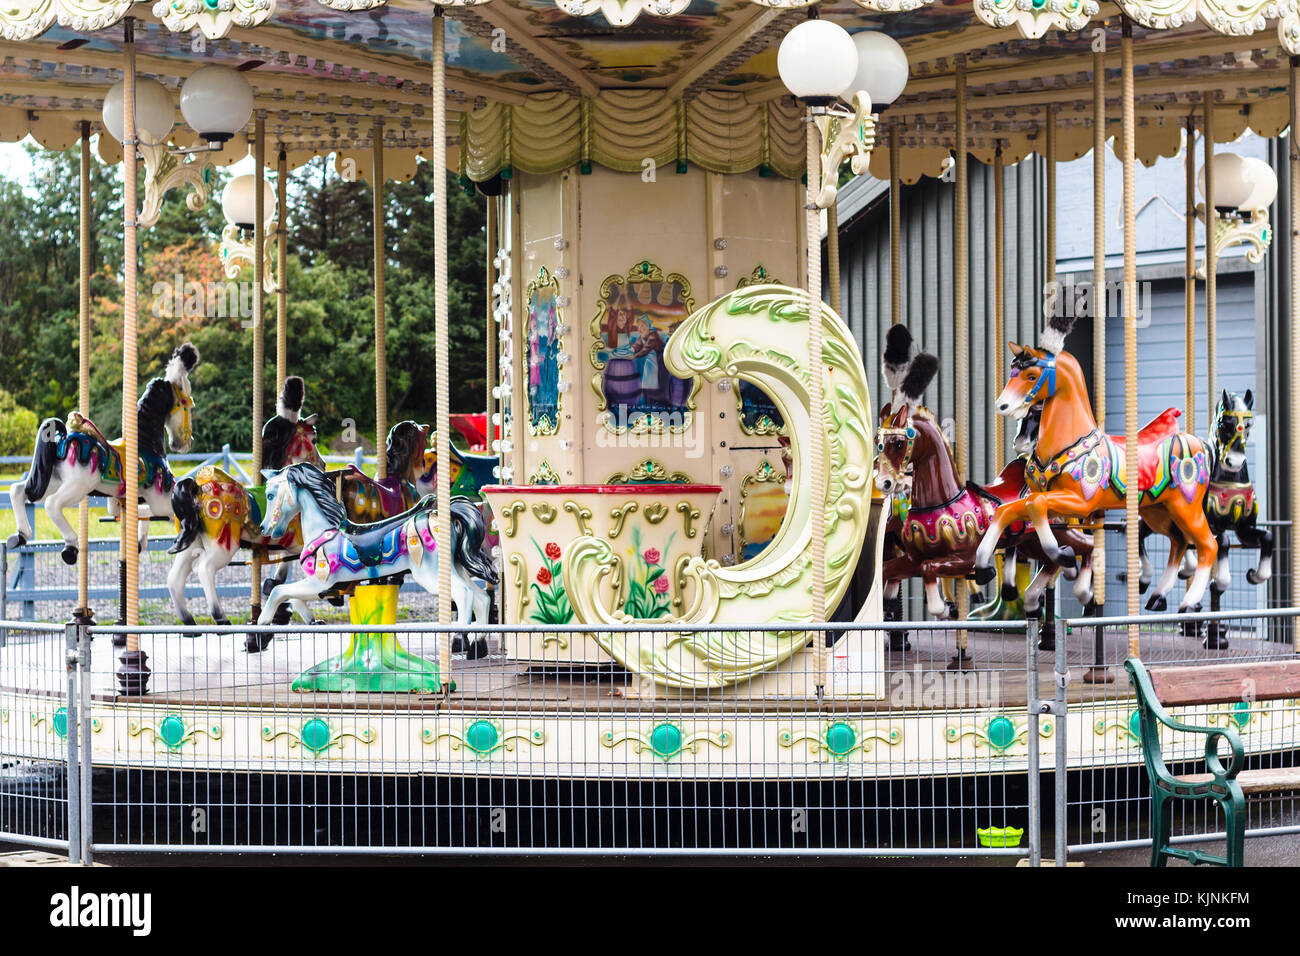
[876,351,1094,629]
[973,312,1217,615]
[330,419,429,522]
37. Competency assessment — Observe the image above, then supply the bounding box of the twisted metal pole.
[374,116,388,479]
[1184,112,1197,429]
[806,109,827,686]
[1290,56,1300,635]
[486,196,497,441]
[1093,47,1107,613]
[890,120,901,333]
[277,147,288,394]
[433,9,453,685]
[993,141,1005,467]
[121,18,140,652]
[250,113,265,621]
[954,54,970,647]
[77,120,90,619]
[1203,95,1217,435]
[1122,18,1140,656]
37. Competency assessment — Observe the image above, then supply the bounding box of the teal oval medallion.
[300,718,332,754]
[987,715,1017,751]
[649,723,683,759]
[824,722,857,757]
[53,707,68,739]
[158,715,187,750]
[1230,701,1252,730]
[464,720,500,754]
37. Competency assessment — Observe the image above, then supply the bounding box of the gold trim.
[737,457,788,561]
[609,502,638,539]
[528,459,562,485]
[531,502,558,523]
[499,501,527,537]
[644,502,669,524]
[564,500,594,536]
[677,501,702,539]
[734,267,788,437]
[606,459,694,484]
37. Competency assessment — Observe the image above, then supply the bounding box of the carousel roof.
[1,0,1295,181]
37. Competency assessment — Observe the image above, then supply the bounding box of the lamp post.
[219,173,278,291]
[1195,153,1278,278]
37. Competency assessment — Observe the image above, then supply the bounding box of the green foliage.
[1,143,487,452]
[0,387,39,457]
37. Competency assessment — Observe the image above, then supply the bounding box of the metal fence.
[2,533,1299,862]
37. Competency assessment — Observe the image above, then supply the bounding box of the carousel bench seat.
[1126,658,1300,867]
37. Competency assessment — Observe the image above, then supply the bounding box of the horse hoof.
[451,636,466,654]
[1137,579,1149,595]
[466,638,489,661]
[1247,569,1264,586]
[973,565,996,586]
[60,545,78,565]
[1062,566,1078,581]
[271,605,292,627]
[6,532,26,550]
[327,595,345,607]
[262,578,276,598]
[1053,546,1077,570]
[180,613,196,627]
[887,633,911,653]
[1000,583,1019,603]
[111,633,126,648]
[245,632,273,654]
[1145,594,1167,613]
[1024,604,1043,620]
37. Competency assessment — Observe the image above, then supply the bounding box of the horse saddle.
[342,495,434,567]
[1109,407,1182,491]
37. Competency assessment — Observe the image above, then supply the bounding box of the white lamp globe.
[777,19,859,105]
[180,65,254,144]
[101,77,175,147]
[842,30,909,108]
[1238,156,1277,212]
[221,174,275,230]
[1197,153,1254,212]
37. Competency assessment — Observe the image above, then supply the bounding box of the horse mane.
[261,415,298,471]
[137,378,175,459]
[386,421,425,478]
[284,463,347,527]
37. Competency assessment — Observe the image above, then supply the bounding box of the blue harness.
[1017,353,1057,406]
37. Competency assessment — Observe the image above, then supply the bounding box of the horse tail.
[449,497,497,584]
[18,418,66,502]
[168,477,203,554]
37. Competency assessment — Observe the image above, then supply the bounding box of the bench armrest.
[1124,658,1246,785]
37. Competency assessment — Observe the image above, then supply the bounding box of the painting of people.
[526,267,561,434]
[590,260,695,432]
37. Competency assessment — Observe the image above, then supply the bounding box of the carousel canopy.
[1,0,1295,182]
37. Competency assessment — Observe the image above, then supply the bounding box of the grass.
[0,504,117,542]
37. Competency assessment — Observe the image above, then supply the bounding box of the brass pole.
[827,197,841,319]
[993,141,1005,467]
[954,54,970,638]
[890,120,901,331]
[485,195,497,439]
[373,116,388,479]
[1093,47,1107,610]
[1122,19,1140,655]
[1290,56,1300,626]
[806,108,827,670]
[1203,95,1217,434]
[121,18,140,652]
[276,147,288,394]
[1185,113,1197,428]
[77,120,90,619]
[433,10,453,682]
[250,112,265,620]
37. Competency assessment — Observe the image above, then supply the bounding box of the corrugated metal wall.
[834,156,1046,486]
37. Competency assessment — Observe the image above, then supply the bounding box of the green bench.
[1125,657,1300,867]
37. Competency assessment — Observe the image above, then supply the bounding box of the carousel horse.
[332,419,430,522]
[1136,389,1272,602]
[255,462,497,633]
[7,343,200,563]
[876,355,1094,624]
[167,376,324,627]
[416,435,500,501]
[973,312,1217,616]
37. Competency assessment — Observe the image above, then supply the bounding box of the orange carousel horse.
[973,313,1217,615]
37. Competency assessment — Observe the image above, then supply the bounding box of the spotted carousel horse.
[876,355,1094,629]
[1137,390,1272,620]
[973,312,1217,616]
[7,344,200,563]
[255,463,497,633]
[167,376,325,628]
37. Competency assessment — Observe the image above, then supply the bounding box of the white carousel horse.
[7,343,200,563]
[255,462,497,638]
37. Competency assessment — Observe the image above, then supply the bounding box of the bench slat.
[1148,660,1300,707]
[1176,768,1300,795]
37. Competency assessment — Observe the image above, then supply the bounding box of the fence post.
[1054,616,1069,867]
[64,619,81,865]
[354,447,365,471]
[76,614,93,865]
[19,544,35,622]
[222,443,233,472]
[1,540,7,646]
[1026,617,1041,867]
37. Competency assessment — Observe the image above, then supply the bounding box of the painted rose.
[652,576,670,595]
[536,566,552,585]
[545,542,562,560]
[643,547,661,565]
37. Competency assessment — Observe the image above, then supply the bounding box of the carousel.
[2,0,1300,841]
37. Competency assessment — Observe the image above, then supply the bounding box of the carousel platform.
[3,623,1296,784]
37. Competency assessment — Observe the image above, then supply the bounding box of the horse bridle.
[1011,351,1057,407]
[1215,405,1252,459]
[171,384,194,446]
[876,419,917,485]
